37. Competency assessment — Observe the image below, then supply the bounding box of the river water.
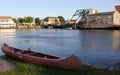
[0,29,120,66]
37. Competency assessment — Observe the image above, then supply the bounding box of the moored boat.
[1,43,82,70]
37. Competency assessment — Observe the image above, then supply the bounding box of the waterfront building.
[43,17,61,25]
[81,10,120,28]
[0,16,16,28]
[87,11,120,25]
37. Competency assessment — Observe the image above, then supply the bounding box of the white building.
[79,11,120,28]
[88,9,100,15]
[86,11,120,26]
[0,16,16,27]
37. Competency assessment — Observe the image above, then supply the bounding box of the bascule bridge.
[68,9,90,29]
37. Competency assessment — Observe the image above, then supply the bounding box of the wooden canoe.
[1,43,82,70]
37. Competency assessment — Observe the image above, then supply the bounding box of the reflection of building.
[112,31,120,50]
[0,29,16,43]
[0,16,16,27]
[44,17,61,25]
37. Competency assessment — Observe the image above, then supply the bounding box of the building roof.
[43,17,59,21]
[0,16,12,19]
[87,11,115,16]
[45,17,57,18]
[44,17,58,20]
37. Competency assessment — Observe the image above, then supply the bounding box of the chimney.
[115,5,120,12]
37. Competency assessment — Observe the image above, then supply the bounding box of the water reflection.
[0,29,120,66]
[78,30,120,66]
[112,30,120,51]
[0,29,16,44]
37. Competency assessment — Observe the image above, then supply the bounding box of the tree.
[57,16,65,23]
[12,18,19,28]
[12,18,18,24]
[25,16,33,23]
[35,17,41,26]
[18,18,25,24]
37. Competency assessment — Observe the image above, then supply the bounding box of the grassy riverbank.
[0,56,120,75]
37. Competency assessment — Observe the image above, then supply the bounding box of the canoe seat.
[7,47,13,50]
[17,50,26,54]
[26,53,36,55]
[7,47,17,53]
[43,56,47,59]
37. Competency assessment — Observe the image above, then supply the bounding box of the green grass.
[0,56,120,75]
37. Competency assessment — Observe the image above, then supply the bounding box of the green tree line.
[12,16,65,26]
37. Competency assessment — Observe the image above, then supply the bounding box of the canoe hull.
[1,43,82,70]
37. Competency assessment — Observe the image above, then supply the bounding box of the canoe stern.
[58,55,83,70]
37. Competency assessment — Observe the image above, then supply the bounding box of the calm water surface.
[0,29,120,66]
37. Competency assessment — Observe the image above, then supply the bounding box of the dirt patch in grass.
[0,56,16,72]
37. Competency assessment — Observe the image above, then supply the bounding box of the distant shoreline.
[0,25,120,30]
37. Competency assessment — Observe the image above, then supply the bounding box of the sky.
[0,0,119,19]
